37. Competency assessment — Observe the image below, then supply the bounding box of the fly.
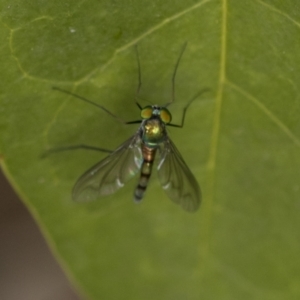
[52,44,206,212]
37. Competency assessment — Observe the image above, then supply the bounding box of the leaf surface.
[1,1,300,299]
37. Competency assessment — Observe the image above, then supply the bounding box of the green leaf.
[1,0,300,299]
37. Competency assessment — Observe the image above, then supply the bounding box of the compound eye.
[141,106,153,119]
[160,108,172,124]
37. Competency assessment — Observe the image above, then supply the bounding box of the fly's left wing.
[157,138,201,212]
[72,134,142,202]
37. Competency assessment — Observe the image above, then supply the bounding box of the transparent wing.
[157,138,201,212]
[72,134,142,202]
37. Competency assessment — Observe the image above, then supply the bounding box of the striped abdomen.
[134,145,157,202]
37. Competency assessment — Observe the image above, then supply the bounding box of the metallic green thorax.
[140,105,171,147]
[142,118,167,147]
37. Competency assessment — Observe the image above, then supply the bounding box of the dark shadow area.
[0,169,81,300]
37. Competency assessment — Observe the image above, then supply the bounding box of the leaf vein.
[256,0,300,29]
[227,80,300,148]
[77,0,212,84]
[200,0,228,264]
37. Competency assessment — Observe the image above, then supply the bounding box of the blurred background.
[0,169,80,300]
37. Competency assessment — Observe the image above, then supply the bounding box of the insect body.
[53,44,203,212]
[72,103,200,212]
[134,105,170,201]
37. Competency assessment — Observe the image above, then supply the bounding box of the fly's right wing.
[157,138,201,212]
[72,134,142,202]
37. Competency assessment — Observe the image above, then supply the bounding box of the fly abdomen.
[134,146,156,202]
